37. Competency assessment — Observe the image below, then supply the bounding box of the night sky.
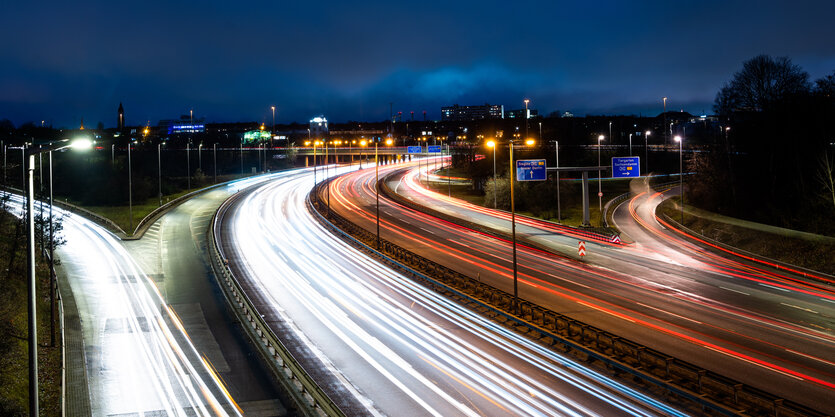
[2,0,834,128]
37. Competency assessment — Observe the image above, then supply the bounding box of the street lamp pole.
[509,141,519,315]
[675,135,684,223]
[198,143,202,172]
[24,138,91,417]
[48,151,55,346]
[483,141,497,207]
[629,133,632,156]
[213,143,217,183]
[552,140,561,222]
[128,142,133,233]
[523,99,530,141]
[25,150,37,417]
[375,141,380,250]
[644,131,650,175]
[326,141,330,214]
[186,142,191,190]
[157,144,162,207]
[598,135,604,222]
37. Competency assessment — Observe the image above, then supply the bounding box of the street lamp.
[313,140,321,184]
[628,133,632,156]
[486,140,497,209]
[508,137,535,315]
[523,99,530,144]
[551,140,561,222]
[675,135,684,224]
[271,106,276,148]
[359,139,367,169]
[597,134,604,221]
[128,140,133,233]
[157,143,162,207]
[186,141,191,190]
[198,143,203,172]
[375,139,381,249]
[644,130,651,174]
[25,137,91,417]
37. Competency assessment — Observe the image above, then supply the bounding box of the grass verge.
[0,210,61,416]
[658,197,835,275]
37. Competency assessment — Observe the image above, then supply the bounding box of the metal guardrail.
[5,186,128,236]
[126,181,232,239]
[658,213,835,285]
[206,191,346,417]
[308,180,829,417]
[379,170,621,249]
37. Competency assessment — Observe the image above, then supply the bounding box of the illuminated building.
[441,104,504,121]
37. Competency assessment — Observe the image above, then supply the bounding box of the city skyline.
[2,0,834,127]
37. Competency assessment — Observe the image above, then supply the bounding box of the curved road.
[324,160,835,413]
[217,165,685,416]
[3,192,243,416]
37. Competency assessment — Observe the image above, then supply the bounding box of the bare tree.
[714,55,811,115]
[819,150,835,211]
[815,70,835,97]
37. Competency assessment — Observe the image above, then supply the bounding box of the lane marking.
[758,283,790,293]
[780,303,819,314]
[576,301,635,323]
[785,349,835,367]
[702,346,803,381]
[719,286,750,296]
[637,303,703,324]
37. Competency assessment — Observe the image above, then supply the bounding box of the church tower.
[118,102,125,130]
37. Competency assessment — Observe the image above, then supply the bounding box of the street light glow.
[385,139,393,146]
[674,135,682,142]
[598,135,605,142]
[525,138,535,146]
[70,138,93,150]
[486,140,496,148]
[645,131,651,136]
[360,140,368,146]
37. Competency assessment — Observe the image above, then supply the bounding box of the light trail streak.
[222,165,685,416]
[325,162,835,396]
[3,191,241,416]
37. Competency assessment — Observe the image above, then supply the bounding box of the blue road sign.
[407,145,422,154]
[612,156,641,178]
[516,159,547,181]
[427,145,442,153]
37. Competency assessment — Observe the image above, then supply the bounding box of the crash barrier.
[379,170,622,249]
[659,213,835,286]
[309,179,828,417]
[207,191,346,417]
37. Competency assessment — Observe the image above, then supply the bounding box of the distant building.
[561,111,574,118]
[441,104,504,121]
[309,116,328,138]
[505,108,538,119]
[117,102,125,130]
[158,115,205,135]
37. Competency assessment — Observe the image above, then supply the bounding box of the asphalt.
[325,159,835,414]
[123,182,291,416]
[215,164,687,417]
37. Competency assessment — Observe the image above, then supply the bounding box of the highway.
[123,176,294,416]
[2,192,243,416]
[324,159,835,413]
[216,164,685,416]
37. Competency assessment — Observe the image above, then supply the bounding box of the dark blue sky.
[2,0,834,128]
